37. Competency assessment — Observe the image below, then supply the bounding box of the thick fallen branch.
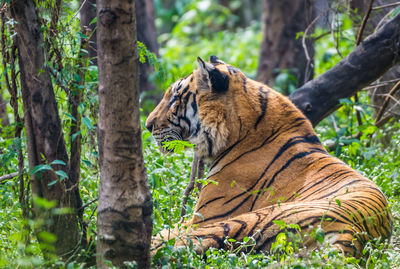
[289,12,400,126]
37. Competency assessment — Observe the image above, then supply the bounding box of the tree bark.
[257,0,315,94]
[135,0,159,93]
[96,1,153,268]
[0,90,9,128]
[289,11,400,126]
[9,0,82,259]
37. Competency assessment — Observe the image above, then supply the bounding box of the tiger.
[145,56,392,257]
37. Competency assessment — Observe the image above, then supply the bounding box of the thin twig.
[352,0,374,135]
[180,154,199,222]
[376,93,400,107]
[65,0,88,26]
[330,114,339,133]
[354,94,363,126]
[375,115,392,127]
[366,103,400,117]
[362,78,400,90]
[372,1,400,10]
[0,172,18,183]
[375,80,400,123]
[79,198,98,210]
[302,13,322,84]
[331,12,343,58]
[196,159,204,191]
[356,0,375,46]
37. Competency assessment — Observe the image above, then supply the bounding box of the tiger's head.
[146,56,287,162]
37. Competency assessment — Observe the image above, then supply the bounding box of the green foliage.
[1,1,400,268]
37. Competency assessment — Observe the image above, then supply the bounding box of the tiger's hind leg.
[170,199,390,257]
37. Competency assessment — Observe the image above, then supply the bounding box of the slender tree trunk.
[0,90,9,128]
[257,0,315,94]
[96,1,153,268]
[9,0,81,259]
[80,0,97,66]
[135,0,159,93]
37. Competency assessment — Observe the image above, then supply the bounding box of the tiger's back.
[146,56,392,257]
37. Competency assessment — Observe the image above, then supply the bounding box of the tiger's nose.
[145,118,154,133]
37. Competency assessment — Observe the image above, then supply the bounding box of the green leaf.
[48,180,58,186]
[56,170,68,180]
[53,207,73,215]
[33,196,57,209]
[74,73,81,83]
[89,17,97,25]
[82,116,94,130]
[194,212,204,221]
[51,160,66,166]
[72,131,82,142]
[38,231,57,243]
[315,227,325,244]
[82,159,92,166]
[273,219,286,227]
[335,199,341,207]
[32,164,52,174]
[162,140,194,153]
[64,113,76,121]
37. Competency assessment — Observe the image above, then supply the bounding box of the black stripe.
[196,195,252,224]
[232,219,248,238]
[207,234,224,249]
[251,150,323,210]
[248,213,264,237]
[182,91,192,115]
[167,118,180,127]
[254,87,268,129]
[168,95,178,108]
[192,121,201,136]
[293,169,353,200]
[178,116,191,129]
[197,196,225,211]
[316,162,344,172]
[243,76,247,93]
[210,132,249,171]
[191,93,197,116]
[205,131,213,157]
[222,135,321,206]
[181,85,190,95]
[334,240,357,256]
[298,172,356,200]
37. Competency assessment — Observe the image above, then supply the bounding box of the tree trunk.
[80,0,97,65]
[257,0,315,94]
[0,91,9,128]
[289,11,400,126]
[135,0,159,93]
[96,1,153,268]
[9,0,82,259]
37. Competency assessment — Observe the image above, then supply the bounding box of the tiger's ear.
[196,57,229,93]
[209,55,225,65]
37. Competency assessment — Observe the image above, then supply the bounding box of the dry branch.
[0,172,18,183]
[375,80,400,123]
